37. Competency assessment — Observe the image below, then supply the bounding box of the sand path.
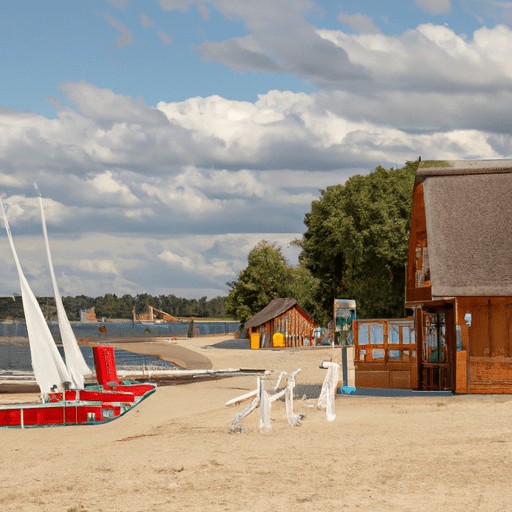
[1,336,512,511]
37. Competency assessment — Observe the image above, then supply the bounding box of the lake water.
[0,320,239,340]
[0,341,178,373]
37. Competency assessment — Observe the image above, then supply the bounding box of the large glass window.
[355,319,415,362]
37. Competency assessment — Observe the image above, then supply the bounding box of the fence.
[0,320,240,340]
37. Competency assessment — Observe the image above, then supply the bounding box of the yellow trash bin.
[273,332,285,348]
[250,333,260,350]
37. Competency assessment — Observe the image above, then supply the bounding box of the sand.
[1,336,512,511]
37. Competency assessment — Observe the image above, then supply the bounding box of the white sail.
[0,198,71,399]
[38,195,91,389]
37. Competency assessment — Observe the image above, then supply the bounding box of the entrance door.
[420,308,454,391]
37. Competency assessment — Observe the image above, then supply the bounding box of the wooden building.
[406,160,512,393]
[244,298,320,349]
[353,317,416,389]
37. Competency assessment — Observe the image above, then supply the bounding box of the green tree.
[117,294,135,319]
[204,296,228,318]
[299,161,417,322]
[134,293,154,315]
[226,240,318,327]
[226,241,293,326]
[62,295,95,321]
[94,293,119,319]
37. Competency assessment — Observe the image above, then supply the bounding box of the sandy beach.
[1,336,512,511]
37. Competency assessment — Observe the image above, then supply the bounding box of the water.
[0,320,239,340]
[0,341,178,374]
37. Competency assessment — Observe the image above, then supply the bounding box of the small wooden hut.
[244,298,319,349]
[406,160,512,393]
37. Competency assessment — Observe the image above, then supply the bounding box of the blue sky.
[1,0,512,300]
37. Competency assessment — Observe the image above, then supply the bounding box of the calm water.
[0,320,239,340]
[0,342,178,373]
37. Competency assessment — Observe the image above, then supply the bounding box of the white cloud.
[0,173,26,188]
[158,250,233,277]
[74,259,120,275]
[1,195,70,225]
[337,11,381,34]
[86,171,140,205]
[60,81,166,125]
[161,0,369,85]
[416,0,452,15]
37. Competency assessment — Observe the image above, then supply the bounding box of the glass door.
[421,311,451,390]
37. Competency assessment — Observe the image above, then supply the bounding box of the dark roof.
[244,298,298,329]
[418,161,512,297]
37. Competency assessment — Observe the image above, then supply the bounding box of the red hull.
[0,345,157,428]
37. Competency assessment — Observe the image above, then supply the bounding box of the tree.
[226,240,319,327]
[62,295,95,321]
[134,293,154,315]
[299,161,417,322]
[94,293,119,319]
[225,241,293,327]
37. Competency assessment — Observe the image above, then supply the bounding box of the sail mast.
[0,198,71,399]
[37,193,92,389]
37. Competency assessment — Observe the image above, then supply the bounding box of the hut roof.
[244,298,298,329]
[417,160,512,297]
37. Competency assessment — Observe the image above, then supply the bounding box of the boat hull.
[0,345,157,428]
[0,382,156,428]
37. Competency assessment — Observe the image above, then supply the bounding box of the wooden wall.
[456,296,512,393]
[248,306,319,348]
[406,182,432,305]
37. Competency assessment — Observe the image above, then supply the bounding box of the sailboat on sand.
[0,192,156,428]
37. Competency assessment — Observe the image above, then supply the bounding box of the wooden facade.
[244,298,320,349]
[405,160,512,393]
[353,318,416,389]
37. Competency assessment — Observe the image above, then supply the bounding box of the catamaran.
[0,193,156,428]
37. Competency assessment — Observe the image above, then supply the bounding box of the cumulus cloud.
[158,249,234,277]
[4,15,512,296]
[416,0,452,15]
[59,81,166,125]
[74,259,120,275]
[1,195,70,226]
[161,0,369,85]
[337,11,382,34]
[462,0,512,25]
[86,171,140,205]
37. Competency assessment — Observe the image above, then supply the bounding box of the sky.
[1,0,512,301]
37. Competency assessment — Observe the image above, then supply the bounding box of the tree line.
[226,160,421,327]
[0,293,229,322]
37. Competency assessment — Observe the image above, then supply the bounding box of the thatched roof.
[418,160,512,297]
[244,298,298,329]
